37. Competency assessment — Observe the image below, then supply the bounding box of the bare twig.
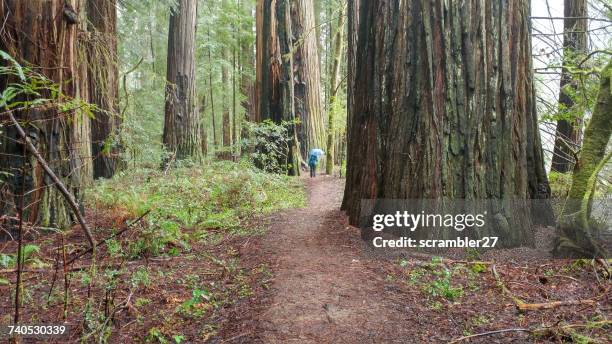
[449,328,532,343]
[66,210,150,266]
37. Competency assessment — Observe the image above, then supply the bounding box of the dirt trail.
[256,176,416,343]
[230,176,608,344]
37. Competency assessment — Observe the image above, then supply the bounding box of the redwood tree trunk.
[255,0,300,175]
[240,0,256,123]
[163,0,201,162]
[325,6,345,175]
[550,0,588,173]
[0,0,91,229]
[342,0,359,210]
[221,48,232,159]
[343,0,553,244]
[86,0,122,179]
[290,0,326,160]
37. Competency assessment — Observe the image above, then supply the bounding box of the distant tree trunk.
[555,60,611,257]
[256,0,278,123]
[162,0,201,162]
[208,42,219,148]
[550,0,588,173]
[255,0,300,175]
[291,0,326,161]
[199,94,208,156]
[341,0,359,207]
[86,0,122,179]
[232,36,239,157]
[239,0,255,123]
[325,6,345,175]
[254,0,264,123]
[221,49,232,159]
[343,0,553,244]
[277,0,300,175]
[0,0,92,229]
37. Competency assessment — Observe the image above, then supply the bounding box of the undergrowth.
[86,160,305,257]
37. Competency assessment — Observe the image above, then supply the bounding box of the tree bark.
[343,0,553,245]
[232,37,239,157]
[254,0,264,123]
[221,48,232,159]
[162,0,201,162]
[325,6,345,175]
[550,0,588,173]
[555,60,611,257]
[255,0,300,175]
[238,0,255,127]
[341,0,359,209]
[208,41,218,148]
[86,0,122,179]
[291,0,326,161]
[0,0,92,229]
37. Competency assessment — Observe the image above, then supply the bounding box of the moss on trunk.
[555,61,612,257]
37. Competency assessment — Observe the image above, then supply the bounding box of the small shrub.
[424,269,464,301]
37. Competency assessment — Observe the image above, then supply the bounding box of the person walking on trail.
[308,148,324,177]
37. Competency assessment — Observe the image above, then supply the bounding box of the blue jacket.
[308,154,319,166]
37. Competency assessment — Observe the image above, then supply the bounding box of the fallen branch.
[449,328,532,343]
[493,264,603,312]
[450,321,612,343]
[517,299,596,311]
[66,210,150,266]
[491,265,527,307]
[7,111,95,248]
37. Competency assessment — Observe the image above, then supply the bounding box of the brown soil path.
[228,176,608,344]
[255,176,417,343]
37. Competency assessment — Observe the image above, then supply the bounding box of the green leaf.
[0,50,25,81]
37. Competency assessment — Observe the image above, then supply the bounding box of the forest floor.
[222,176,610,344]
[0,175,609,343]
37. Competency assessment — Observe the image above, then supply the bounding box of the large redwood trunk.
[86,0,122,179]
[162,0,201,162]
[290,0,325,160]
[0,0,92,229]
[343,0,552,244]
[550,0,588,173]
[255,0,300,175]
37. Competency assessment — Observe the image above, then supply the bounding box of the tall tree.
[255,0,300,175]
[0,0,92,228]
[86,0,122,179]
[290,0,326,160]
[550,0,588,173]
[343,0,553,244]
[555,60,611,257]
[207,37,219,148]
[342,0,359,187]
[162,0,201,162]
[325,3,345,175]
[221,48,232,158]
[239,0,256,123]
